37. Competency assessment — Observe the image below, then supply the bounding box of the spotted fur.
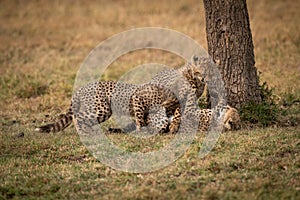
[35,56,213,134]
[147,105,241,133]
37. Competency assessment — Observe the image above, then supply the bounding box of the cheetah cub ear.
[223,105,241,132]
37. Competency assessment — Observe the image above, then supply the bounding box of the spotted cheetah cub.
[146,105,241,133]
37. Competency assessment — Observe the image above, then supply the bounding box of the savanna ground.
[0,0,299,199]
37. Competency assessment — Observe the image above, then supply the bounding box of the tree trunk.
[203,0,261,108]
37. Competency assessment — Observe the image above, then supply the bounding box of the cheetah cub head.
[223,106,241,131]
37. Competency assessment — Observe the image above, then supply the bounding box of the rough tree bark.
[203,0,261,108]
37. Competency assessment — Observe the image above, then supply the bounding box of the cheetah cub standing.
[36,56,207,134]
[35,56,241,134]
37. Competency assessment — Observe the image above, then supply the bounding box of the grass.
[0,0,299,199]
[0,128,299,199]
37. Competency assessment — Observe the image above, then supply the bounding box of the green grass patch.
[0,127,299,199]
[0,73,49,99]
[240,79,300,128]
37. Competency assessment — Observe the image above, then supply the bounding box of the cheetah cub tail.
[35,110,73,133]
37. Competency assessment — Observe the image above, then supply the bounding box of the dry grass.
[0,127,299,199]
[0,0,299,199]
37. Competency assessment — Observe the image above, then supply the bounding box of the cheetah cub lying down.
[147,105,241,133]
